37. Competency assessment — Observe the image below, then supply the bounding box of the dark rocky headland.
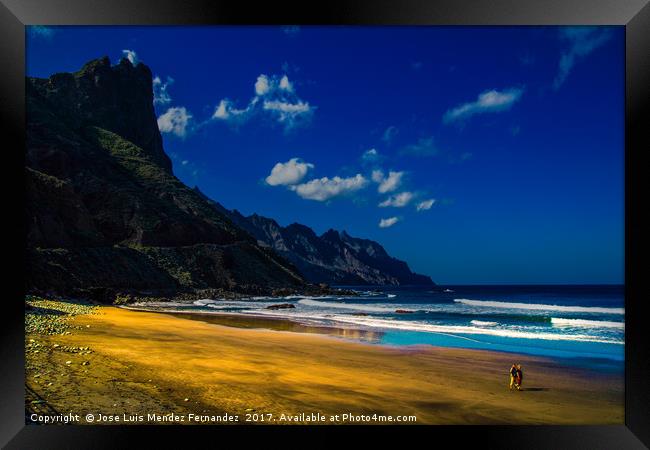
[25,56,433,304]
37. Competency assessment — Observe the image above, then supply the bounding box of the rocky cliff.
[197,194,434,286]
[26,56,434,301]
[25,57,307,300]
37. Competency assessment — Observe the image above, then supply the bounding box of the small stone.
[184,398,189,402]
[65,360,72,365]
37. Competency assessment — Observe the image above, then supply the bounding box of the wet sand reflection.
[162,311,383,343]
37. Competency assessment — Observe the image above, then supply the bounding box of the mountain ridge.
[26,56,309,301]
[25,56,434,304]
[194,188,434,286]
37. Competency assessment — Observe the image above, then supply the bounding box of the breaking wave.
[325,316,623,345]
[298,299,400,313]
[551,317,624,329]
[454,299,624,315]
[470,320,498,327]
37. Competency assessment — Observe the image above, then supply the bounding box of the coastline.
[26,301,624,425]
[121,305,387,343]
[120,303,625,369]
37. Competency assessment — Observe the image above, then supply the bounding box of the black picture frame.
[1,0,648,448]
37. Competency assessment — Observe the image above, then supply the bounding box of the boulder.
[266,303,296,310]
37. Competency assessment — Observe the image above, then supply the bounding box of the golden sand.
[26,306,623,425]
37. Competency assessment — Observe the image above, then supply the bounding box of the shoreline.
[122,305,387,344]
[26,300,624,425]
[120,304,625,371]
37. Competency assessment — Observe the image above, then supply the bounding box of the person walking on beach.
[515,364,523,390]
[509,363,518,390]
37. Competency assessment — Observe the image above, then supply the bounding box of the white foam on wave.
[471,320,498,327]
[328,316,623,345]
[387,294,397,298]
[551,318,624,329]
[179,304,627,346]
[454,299,624,315]
[194,299,290,310]
[244,308,623,345]
[357,290,384,296]
[298,299,411,313]
[281,295,336,300]
[131,301,190,308]
[194,299,218,306]
[206,303,256,310]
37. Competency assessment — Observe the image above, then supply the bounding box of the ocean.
[151,285,625,370]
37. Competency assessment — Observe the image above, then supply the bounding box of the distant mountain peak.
[25,57,309,297]
[321,229,342,240]
[214,206,435,287]
[26,56,434,297]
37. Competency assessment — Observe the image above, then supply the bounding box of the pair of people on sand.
[509,363,523,390]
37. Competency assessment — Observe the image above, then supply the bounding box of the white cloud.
[181,160,189,166]
[122,49,138,65]
[263,99,312,130]
[379,217,399,228]
[291,174,368,201]
[213,73,313,131]
[213,100,230,119]
[264,102,306,113]
[362,148,379,162]
[379,192,415,208]
[255,75,271,96]
[265,158,314,186]
[153,76,174,105]
[157,107,192,137]
[279,75,293,92]
[212,99,252,121]
[373,170,405,194]
[554,27,612,89]
[416,199,435,211]
[400,136,437,157]
[382,126,399,143]
[443,88,523,124]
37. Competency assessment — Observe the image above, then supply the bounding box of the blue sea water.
[157,285,625,370]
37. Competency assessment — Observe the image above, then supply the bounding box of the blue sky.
[26,26,624,284]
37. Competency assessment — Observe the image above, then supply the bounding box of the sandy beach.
[25,301,624,425]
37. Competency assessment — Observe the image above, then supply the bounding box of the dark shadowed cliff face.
[25,57,306,298]
[29,57,171,173]
[203,199,435,286]
[26,56,434,298]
